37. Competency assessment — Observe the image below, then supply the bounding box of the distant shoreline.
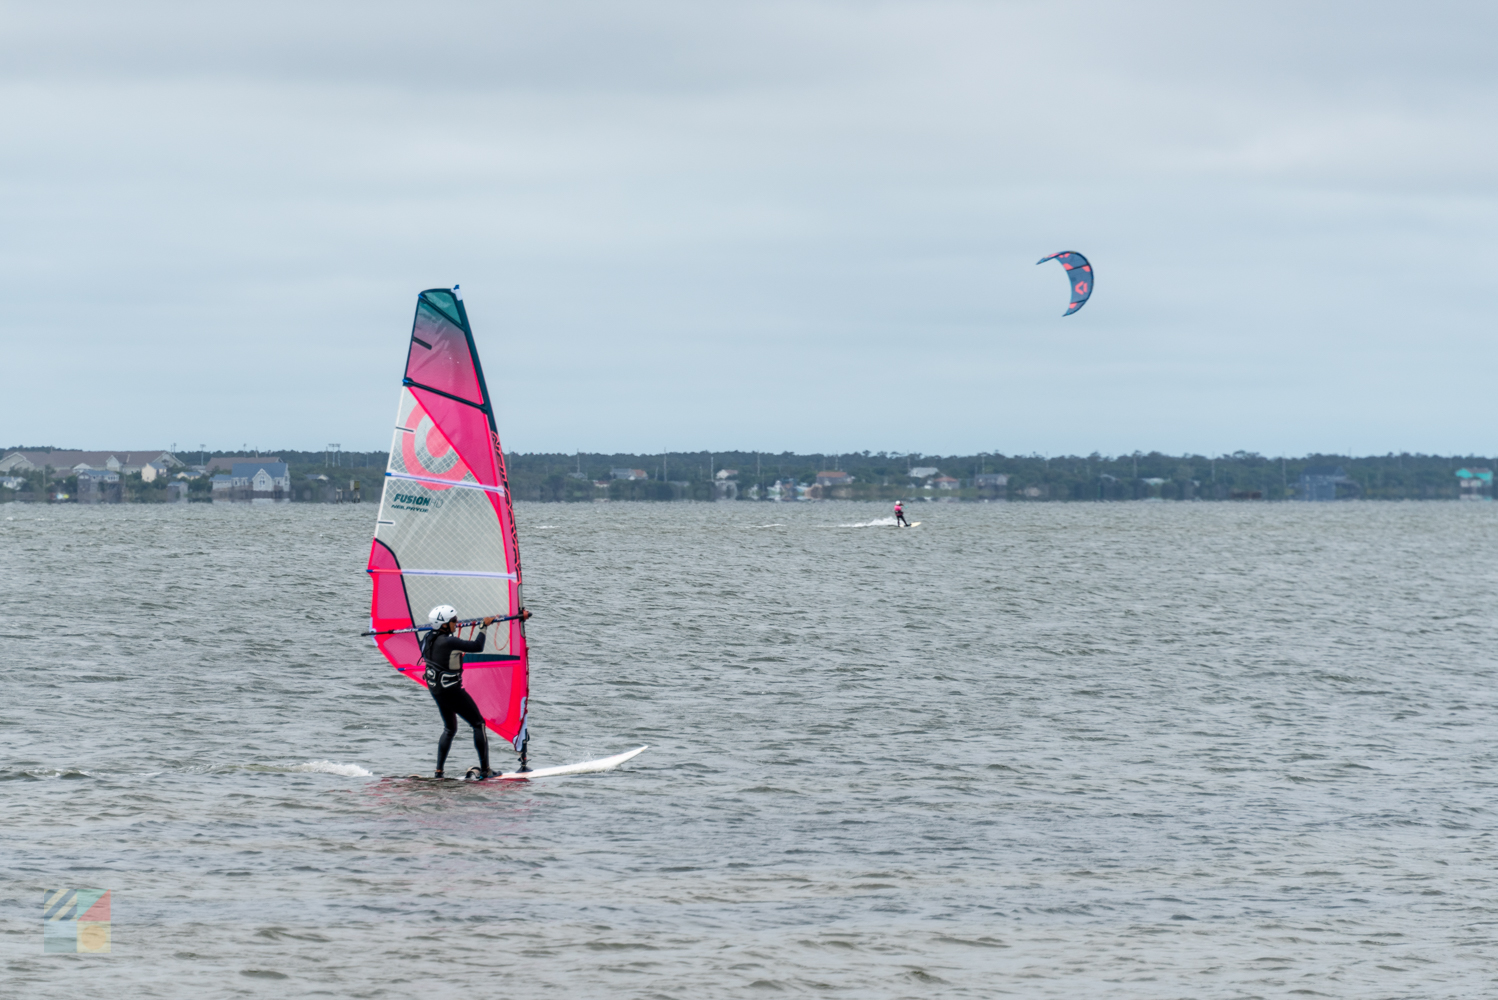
[4,449,1493,502]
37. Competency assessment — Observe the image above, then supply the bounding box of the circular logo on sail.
[401,404,468,491]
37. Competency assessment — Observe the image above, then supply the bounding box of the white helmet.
[428,605,458,626]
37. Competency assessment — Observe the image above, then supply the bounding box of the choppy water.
[4,500,1498,998]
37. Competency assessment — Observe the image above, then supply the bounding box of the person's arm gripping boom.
[448,614,500,654]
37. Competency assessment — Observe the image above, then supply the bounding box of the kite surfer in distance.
[894,500,910,528]
[420,604,530,779]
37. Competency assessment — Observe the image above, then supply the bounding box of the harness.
[420,631,465,691]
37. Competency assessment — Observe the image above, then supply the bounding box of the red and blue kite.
[1036,251,1093,316]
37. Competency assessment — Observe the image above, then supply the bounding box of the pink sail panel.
[368,537,422,677]
[405,297,484,404]
[408,386,502,494]
[368,286,529,752]
[455,647,526,747]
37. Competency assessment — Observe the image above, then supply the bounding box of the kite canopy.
[1036,251,1094,315]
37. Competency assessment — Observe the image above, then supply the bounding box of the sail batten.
[385,470,507,494]
[367,287,529,752]
[369,568,519,579]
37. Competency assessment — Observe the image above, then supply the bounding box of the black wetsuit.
[421,629,491,775]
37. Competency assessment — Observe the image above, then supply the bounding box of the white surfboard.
[493,745,648,780]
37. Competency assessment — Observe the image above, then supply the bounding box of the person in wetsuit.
[421,605,512,779]
[894,500,910,527]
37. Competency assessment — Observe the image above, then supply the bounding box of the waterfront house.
[768,478,797,501]
[1299,465,1354,501]
[974,473,1008,499]
[815,470,852,486]
[1456,468,1493,501]
[232,461,290,498]
[77,469,122,504]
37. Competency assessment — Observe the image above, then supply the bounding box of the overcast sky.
[2,1,1495,457]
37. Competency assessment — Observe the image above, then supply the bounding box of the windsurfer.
[420,604,529,779]
[894,500,910,527]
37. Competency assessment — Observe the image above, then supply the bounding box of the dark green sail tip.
[418,287,463,328]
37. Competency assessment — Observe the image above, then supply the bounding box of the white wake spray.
[287,761,373,777]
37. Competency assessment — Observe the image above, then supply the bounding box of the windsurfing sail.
[367,286,529,755]
[1036,251,1094,315]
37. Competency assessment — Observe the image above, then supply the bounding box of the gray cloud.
[2,1,1495,456]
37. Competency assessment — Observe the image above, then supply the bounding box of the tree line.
[497,450,1495,502]
[6,448,1491,502]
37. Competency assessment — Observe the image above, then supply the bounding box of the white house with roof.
[211,462,291,502]
[231,462,290,492]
